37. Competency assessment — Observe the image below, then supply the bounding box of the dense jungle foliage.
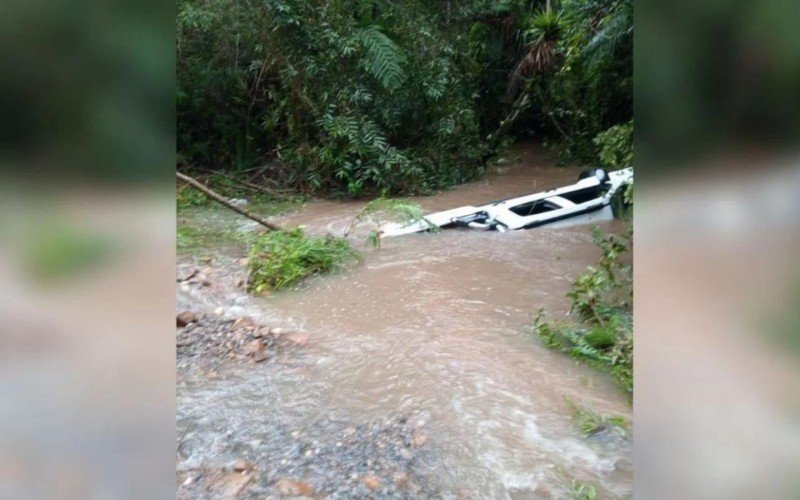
[178,0,632,196]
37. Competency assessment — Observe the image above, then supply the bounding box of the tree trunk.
[176,172,284,232]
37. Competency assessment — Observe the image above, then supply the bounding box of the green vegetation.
[176,174,306,255]
[345,197,427,245]
[246,229,358,292]
[178,0,633,196]
[177,173,305,214]
[24,226,115,283]
[594,120,633,169]
[571,480,597,500]
[534,227,632,392]
[567,399,627,436]
[177,225,247,255]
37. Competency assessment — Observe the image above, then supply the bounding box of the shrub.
[594,120,633,168]
[246,229,357,292]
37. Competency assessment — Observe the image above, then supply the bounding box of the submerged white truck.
[381,167,632,237]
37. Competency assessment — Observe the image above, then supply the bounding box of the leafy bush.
[246,229,357,292]
[594,120,633,168]
[534,227,633,393]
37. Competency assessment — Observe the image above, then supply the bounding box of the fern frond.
[358,25,406,90]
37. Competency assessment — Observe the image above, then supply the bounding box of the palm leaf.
[506,9,564,99]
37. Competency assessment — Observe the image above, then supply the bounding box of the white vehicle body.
[382,168,632,237]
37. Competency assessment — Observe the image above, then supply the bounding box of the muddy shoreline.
[176,259,443,498]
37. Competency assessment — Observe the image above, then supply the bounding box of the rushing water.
[177,145,632,498]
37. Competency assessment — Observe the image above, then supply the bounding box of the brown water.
[177,145,632,498]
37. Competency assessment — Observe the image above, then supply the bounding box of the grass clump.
[246,229,357,292]
[177,225,247,255]
[567,399,627,437]
[534,227,633,393]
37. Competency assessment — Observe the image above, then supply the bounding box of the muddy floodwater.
[177,146,632,498]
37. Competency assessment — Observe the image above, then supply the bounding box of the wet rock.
[274,478,314,496]
[363,475,382,490]
[243,339,265,355]
[252,351,269,363]
[232,317,256,331]
[457,488,473,498]
[179,469,252,499]
[269,327,293,336]
[232,460,252,471]
[177,268,197,282]
[411,432,427,447]
[283,332,309,347]
[177,311,196,327]
[393,471,409,486]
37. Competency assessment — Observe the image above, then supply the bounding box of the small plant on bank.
[177,186,209,208]
[534,227,633,393]
[246,229,358,293]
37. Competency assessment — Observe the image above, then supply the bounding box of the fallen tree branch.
[177,171,284,232]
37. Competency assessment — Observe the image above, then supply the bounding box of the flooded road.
[177,146,632,498]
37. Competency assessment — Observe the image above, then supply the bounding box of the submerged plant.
[566,399,627,437]
[345,197,427,246]
[246,229,358,292]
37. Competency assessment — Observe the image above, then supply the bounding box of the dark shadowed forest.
[178,0,632,197]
